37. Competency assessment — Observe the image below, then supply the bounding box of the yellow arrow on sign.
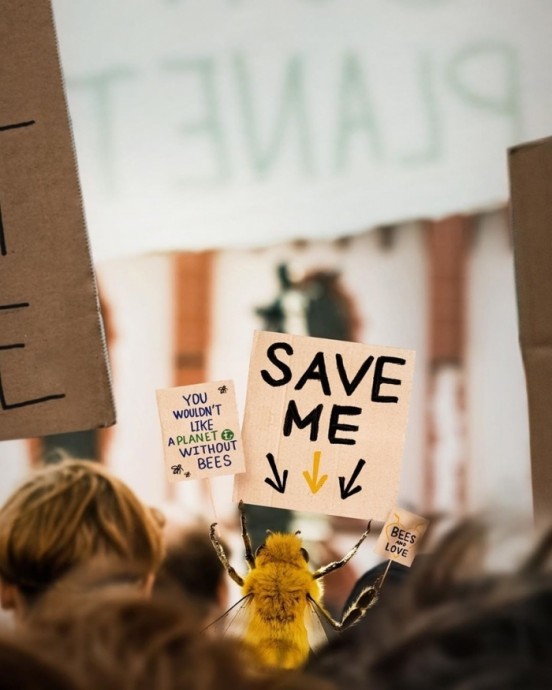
[303,450,328,494]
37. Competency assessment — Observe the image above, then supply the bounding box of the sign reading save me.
[234,331,415,520]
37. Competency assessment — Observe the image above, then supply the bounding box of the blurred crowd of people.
[0,459,550,689]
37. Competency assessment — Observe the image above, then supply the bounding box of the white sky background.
[50,0,552,260]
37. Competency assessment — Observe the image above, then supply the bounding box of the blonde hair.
[0,460,164,600]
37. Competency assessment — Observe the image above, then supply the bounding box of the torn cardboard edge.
[508,134,552,524]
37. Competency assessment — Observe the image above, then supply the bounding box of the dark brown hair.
[307,519,552,690]
[0,632,83,690]
[155,526,228,606]
[23,586,335,690]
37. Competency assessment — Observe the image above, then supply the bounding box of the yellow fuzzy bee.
[209,501,380,669]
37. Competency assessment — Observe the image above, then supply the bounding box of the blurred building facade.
[0,209,532,523]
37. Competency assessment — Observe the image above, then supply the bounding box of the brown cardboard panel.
[0,0,115,441]
[509,136,552,523]
[156,380,245,482]
[234,331,415,521]
[517,348,552,522]
[373,506,428,567]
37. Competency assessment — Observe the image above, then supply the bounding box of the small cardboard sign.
[0,0,115,441]
[156,380,245,482]
[374,507,428,567]
[234,331,415,520]
[509,135,552,525]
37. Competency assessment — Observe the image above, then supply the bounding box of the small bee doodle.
[209,501,380,669]
[171,464,189,476]
[218,385,228,394]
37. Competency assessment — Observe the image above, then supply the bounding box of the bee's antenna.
[295,530,301,536]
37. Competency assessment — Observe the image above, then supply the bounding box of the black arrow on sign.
[264,453,288,494]
[339,458,366,500]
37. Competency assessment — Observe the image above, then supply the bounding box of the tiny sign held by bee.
[374,506,429,567]
[209,501,381,669]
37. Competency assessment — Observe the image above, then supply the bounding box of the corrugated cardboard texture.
[374,506,428,567]
[156,380,245,482]
[234,331,415,521]
[0,0,115,441]
[509,136,552,524]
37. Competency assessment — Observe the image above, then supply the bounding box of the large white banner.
[52,0,552,259]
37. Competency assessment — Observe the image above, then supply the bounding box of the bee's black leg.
[308,586,379,631]
[313,521,372,580]
[238,500,255,569]
[210,523,244,587]
[339,585,380,629]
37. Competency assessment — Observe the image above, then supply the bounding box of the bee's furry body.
[210,502,377,670]
[241,533,321,668]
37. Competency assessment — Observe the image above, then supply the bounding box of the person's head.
[24,587,269,690]
[0,460,164,617]
[306,519,552,690]
[22,585,337,690]
[155,526,229,621]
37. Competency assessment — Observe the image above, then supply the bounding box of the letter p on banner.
[374,506,429,567]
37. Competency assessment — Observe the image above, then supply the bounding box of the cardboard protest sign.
[509,136,552,525]
[157,381,245,482]
[234,331,415,520]
[374,507,428,567]
[0,0,115,441]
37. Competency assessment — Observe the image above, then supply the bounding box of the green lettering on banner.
[391,0,451,6]
[334,52,382,172]
[233,53,314,176]
[447,41,522,141]
[400,53,443,166]
[164,57,230,185]
[68,66,135,193]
